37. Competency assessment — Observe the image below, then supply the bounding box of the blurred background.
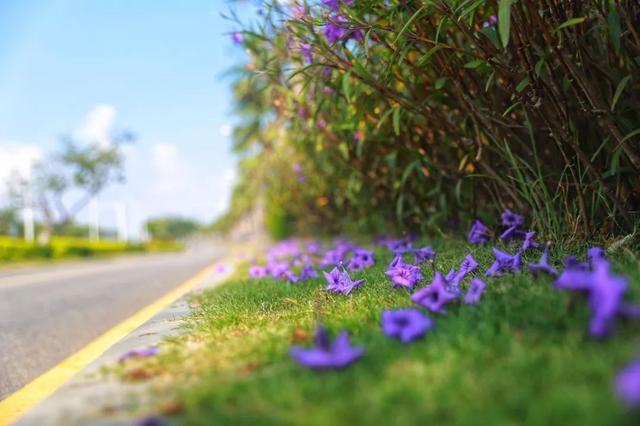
[0,0,256,252]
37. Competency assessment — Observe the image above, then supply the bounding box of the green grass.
[134,239,640,426]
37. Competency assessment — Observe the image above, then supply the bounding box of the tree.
[145,217,201,241]
[10,132,134,240]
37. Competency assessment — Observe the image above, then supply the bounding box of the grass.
[124,238,640,426]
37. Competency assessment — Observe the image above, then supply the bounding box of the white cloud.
[0,142,42,187]
[219,124,232,137]
[75,104,117,147]
[151,143,186,192]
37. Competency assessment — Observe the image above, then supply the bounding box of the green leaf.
[464,59,485,69]
[400,160,420,187]
[342,72,352,103]
[417,45,445,67]
[392,106,401,136]
[392,5,426,45]
[516,77,530,92]
[376,108,395,129]
[608,11,621,55]
[502,101,521,116]
[553,17,585,33]
[435,77,448,90]
[498,0,513,48]
[611,75,631,112]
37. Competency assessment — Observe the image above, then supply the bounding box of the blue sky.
[0,0,256,237]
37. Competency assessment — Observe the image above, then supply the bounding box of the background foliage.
[219,0,640,241]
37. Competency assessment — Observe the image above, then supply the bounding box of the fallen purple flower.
[299,264,317,280]
[499,225,519,242]
[290,326,364,370]
[588,260,628,338]
[249,265,268,278]
[385,257,423,290]
[468,220,490,244]
[464,278,487,305]
[485,248,522,277]
[588,246,606,263]
[528,246,558,277]
[381,308,434,343]
[521,231,541,250]
[615,358,640,408]
[119,347,159,363]
[323,267,364,295]
[285,270,299,284]
[453,254,478,282]
[500,209,524,227]
[413,245,436,264]
[411,272,458,314]
[563,255,590,271]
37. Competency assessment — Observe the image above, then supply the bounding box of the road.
[0,246,223,400]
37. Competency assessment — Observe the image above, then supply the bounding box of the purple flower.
[300,43,312,63]
[588,260,628,338]
[323,267,364,295]
[385,257,423,289]
[119,347,159,362]
[616,358,640,408]
[528,246,558,277]
[482,15,498,28]
[563,255,590,271]
[413,245,436,264]
[468,220,490,244]
[521,231,540,250]
[322,0,341,11]
[464,278,487,305]
[348,248,375,270]
[588,246,606,263]
[324,17,347,44]
[453,254,478,283]
[499,225,518,242]
[485,248,522,277]
[285,270,299,284]
[137,417,167,426]
[231,32,243,44]
[290,325,364,370]
[500,209,524,227]
[268,261,290,279]
[322,67,332,79]
[299,264,317,280]
[292,4,307,19]
[249,265,268,278]
[381,308,434,343]
[411,272,459,314]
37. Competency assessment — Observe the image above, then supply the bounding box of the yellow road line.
[0,261,221,426]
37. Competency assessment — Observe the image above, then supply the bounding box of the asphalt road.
[0,246,223,400]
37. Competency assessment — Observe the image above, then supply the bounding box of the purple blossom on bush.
[528,246,558,277]
[468,220,490,244]
[119,347,159,362]
[322,67,333,79]
[324,16,347,44]
[381,308,434,343]
[300,43,312,63]
[500,209,524,227]
[385,256,423,289]
[231,32,243,44]
[413,245,436,264]
[322,0,341,11]
[292,4,307,19]
[411,272,458,314]
[616,358,640,408]
[323,267,364,295]
[485,248,522,277]
[290,325,364,370]
[482,15,498,28]
[464,278,487,305]
[249,265,269,278]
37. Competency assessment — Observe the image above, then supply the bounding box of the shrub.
[224,0,640,240]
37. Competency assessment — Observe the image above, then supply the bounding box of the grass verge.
[124,239,640,426]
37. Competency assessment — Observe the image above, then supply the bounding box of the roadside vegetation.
[118,236,639,426]
[0,236,181,264]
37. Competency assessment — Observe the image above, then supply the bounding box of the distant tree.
[145,217,201,241]
[0,207,21,236]
[9,132,134,241]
